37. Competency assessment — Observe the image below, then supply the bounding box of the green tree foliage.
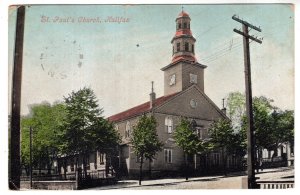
[131,114,163,185]
[228,93,294,159]
[274,110,294,145]
[21,102,67,175]
[60,87,103,155]
[256,109,294,158]
[92,118,121,152]
[226,92,246,129]
[251,96,276,151]
[208,118,242,175]
[174,118,205,180]
[60,87,120,176]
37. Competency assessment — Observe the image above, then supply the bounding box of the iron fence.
[257,180,294,189]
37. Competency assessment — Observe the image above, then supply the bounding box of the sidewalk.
[88,175,224,190]
[88,167,294,190]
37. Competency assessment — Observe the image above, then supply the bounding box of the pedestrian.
[255,160,259,173]
[260,158,263,172]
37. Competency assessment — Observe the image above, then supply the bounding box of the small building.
[260,142,294,168]
[57,151,115,179]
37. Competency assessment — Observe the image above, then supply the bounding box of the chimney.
[221,98,227,115]
[150,81,156,109]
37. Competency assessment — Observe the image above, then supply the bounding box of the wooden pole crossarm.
[232,15,262,32]
[233,29,262,44]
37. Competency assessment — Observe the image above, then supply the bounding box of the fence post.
[75,170,79,189]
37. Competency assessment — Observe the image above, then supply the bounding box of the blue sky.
[8,4,294,117]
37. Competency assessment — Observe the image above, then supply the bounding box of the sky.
[8,4,295,118]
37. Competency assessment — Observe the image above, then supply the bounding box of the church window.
[188,23,190,29]
[99,153,105,165]
[192,44,194,53]
[125,121,131,138]
[169,74,176,86]
[164,149,172,163]
[176,42,180,52]
[165,117,173,133]
[190,73,197,84]
[183,22,187,28]
[190,99,198,108]
[196,127,203,139]
[178,23,182,29]
[185,42,189,51]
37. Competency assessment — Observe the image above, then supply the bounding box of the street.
[88,167,294,190]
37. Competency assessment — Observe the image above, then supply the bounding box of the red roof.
[178,11,190,17]
[108,93,179,122]
[172,55,197,63]
[175,29,192,36]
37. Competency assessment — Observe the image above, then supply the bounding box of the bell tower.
[161,10,207,96]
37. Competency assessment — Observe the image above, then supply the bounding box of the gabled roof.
[108,92,179,122]
[153,85,228,120]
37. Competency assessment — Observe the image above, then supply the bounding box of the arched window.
[192,44,194,53]
[178,23,182,29]
[125,121,131,138]
[165,117,173,134]
[176,42,180,52]
[185,42,189,51]
[164,149,172,163]
[183,22,187,29]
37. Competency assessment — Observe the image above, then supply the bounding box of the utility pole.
[9,5,25,190]
[232,15,262,189]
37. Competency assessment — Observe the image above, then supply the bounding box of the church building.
[108,11,241,177]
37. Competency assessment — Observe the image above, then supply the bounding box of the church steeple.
[171,10,197,64]
[161,10,207,96]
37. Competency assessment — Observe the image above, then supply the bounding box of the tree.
[131,114,163,185]
[277,110,294,146]
[21,102,66,175]
[174,118,204,180]
[237,96,294,162]
[250,96,275,161]
[60,87,120,177]
[225,91,294,171]
[90,117,121,177]
[92,118,121,152]
[226,92,246,130]
[208,118,239,175]
[267,110,294,159]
